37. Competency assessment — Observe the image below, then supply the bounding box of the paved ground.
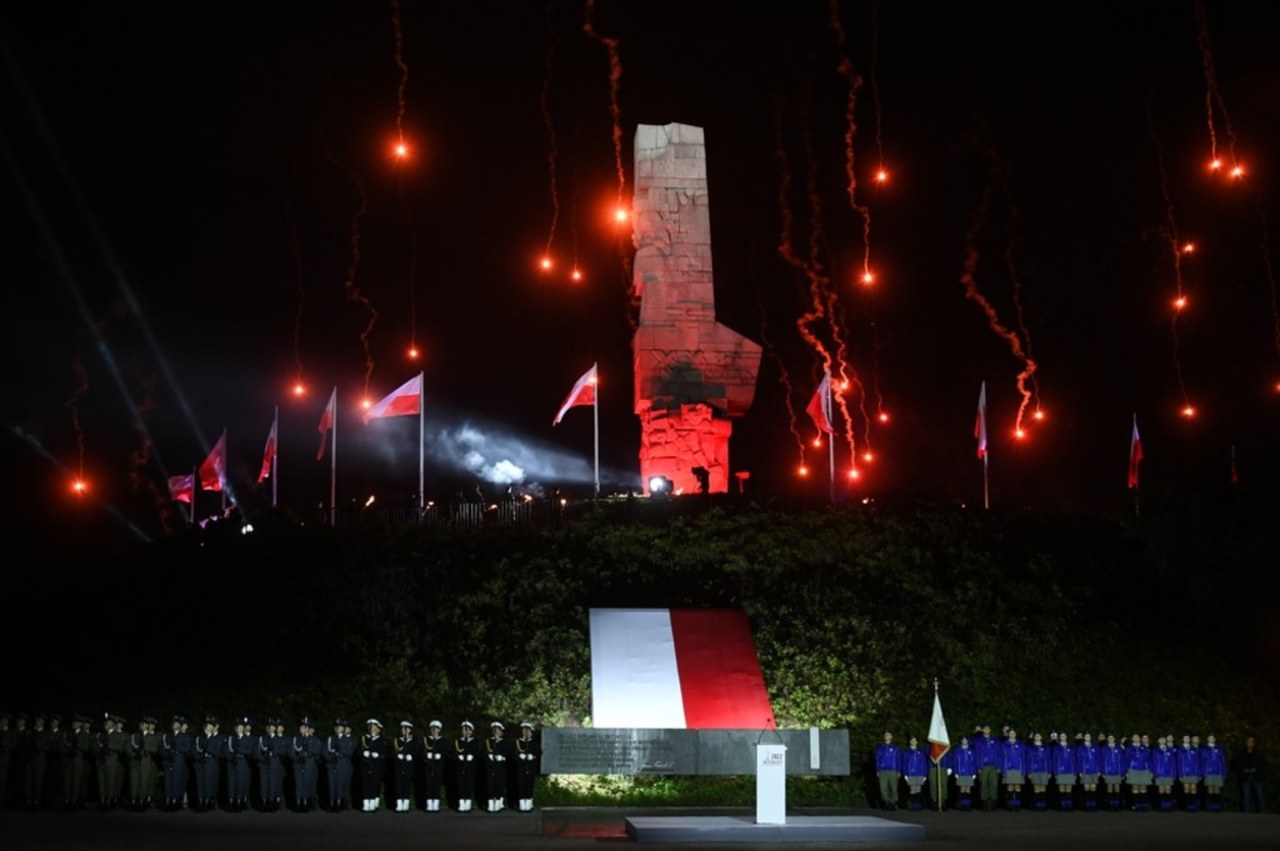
[1,805,1275,850]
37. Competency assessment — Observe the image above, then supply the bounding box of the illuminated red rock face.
[631,123,762,495]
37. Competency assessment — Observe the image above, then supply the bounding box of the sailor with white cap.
[420,720,446,811]
[514,721,541,811]
[484,721,511,812]
[392,720,420,812]
[359,718,388,812]
[452,720,480,811]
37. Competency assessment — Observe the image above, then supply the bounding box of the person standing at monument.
[161,715,189,811]
[973,724,1000,812]
[358,718,388,812]
[1025,731,1050,811]
[484,721,511,812]
[998,728,1026,810]
[947,735,977,811]
[1152,734,1178,812]
[1201,734,1227,812]
[391,721,420,812]
[192,716,222,812]
[1051,730,1077,810]
[1177,733,1202,812]
[1075,732,1102,811]
[1126,733,1153,811]
[513,721,540,812]
[901,735,928,811]
[1238,735,1266,813]
[291,717,322,812]
[874,731,901,810]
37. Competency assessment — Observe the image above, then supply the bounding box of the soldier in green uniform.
[60,715,83,810]
[74,714,96,809]
[0,712,12,808]
[27,712,53,809]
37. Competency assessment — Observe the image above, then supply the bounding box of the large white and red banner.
[589,608,776,730]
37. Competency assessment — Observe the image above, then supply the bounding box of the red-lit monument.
[631,123,762,495]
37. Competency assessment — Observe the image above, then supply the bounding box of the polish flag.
[364,373,422,424]
[805,373,834,435]
[553,363,597,425]
[198,429,227,492]
[589,608,776,730]
[1128,415,1143,489]
[257,413,277,484]
[975,381,988,459]
[167,474,195,504]
[927,691,950,764]
[317,388,335,461]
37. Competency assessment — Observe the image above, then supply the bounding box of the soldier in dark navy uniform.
[358,719,389,812]
[224,717,253,812]
[257,718,284,812]
[484,721,511,812]
[452,720,480,812]
[126,716,161,811]
[192,716,222,811]
[514,721,541,812]
[420,720,446,812]
[291,717,321,812]
[391,721,420,812]
[322,718,355,812]
[26,712,52,809]
[161,715,189,811]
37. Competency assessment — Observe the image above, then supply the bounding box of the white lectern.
[755,743,787,824]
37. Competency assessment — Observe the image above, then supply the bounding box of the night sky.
[3,1,1279,553]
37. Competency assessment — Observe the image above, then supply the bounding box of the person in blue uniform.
[900,735,928,811]
[161,715,189,811]
[948,735,977,810]
[359,718,388,812]
[973,724,1000,811]
[1025,731,1050,811]
[322,718,351,812]
[1200,733,1226,812]
[874,731,901,810]
[391,721,420,812]
[1152,735,1177,812]
[484,721,511,812]
[291,717,321,812]
[452,720,480,812]
[420,720,447,812]
[1177,733,1202,811]
[1075,732,1102,811]
[1099,733,1126,811]
[513,721,540,812]
[1052,731,1077,810]
[191,716,220,812]
[223,717,253,812]
[1125,733,1153,811]
[998,728,1026,810]
[257,718,286,812]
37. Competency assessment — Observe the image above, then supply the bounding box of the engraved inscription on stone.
[542,728,850,776]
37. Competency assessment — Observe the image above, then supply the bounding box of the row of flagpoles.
[164,364,602,526]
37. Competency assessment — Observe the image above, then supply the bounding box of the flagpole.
[418,370,425,520]
[983,452,989,511]
[220,427,228,516]
[593,362,600,499]
[330,386,337,527]
[272,405,279,509]
[934,678,942,812]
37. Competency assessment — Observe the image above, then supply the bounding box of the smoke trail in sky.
[583,0,625,205]
[326,148,378,396]
[540,2,562,269]
[1192,0,1241,175]
[1149,110,1194,416]
[390,0,409,147]
[67,355,89,482]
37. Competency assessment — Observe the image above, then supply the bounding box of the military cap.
[335,718,349,727]
[33,711,48,721]
[520,720,535,729]
[400,720,413,728]
[428,720,443,728]
[112,714,126,723]
[299,716,313,727]
[142,716,156,725]
[367,718,383,728]
[236,716,250,726]
[461,720,474,729]
[0,711,10,721]
[491,721,505,730]
[205,715,220,725]
[171,714,186,724]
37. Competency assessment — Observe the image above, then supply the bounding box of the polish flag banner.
[805,373,834,435]
[198,430,226,492]
[589,608,776,729]
[975,381,988,458]
[364,373,422,424]
[257,414,277,484]
[167,474,195,504]
[553,363,597,425]
[317,388,335,461]
[1128,415,1143,489]
[927,691,950,764]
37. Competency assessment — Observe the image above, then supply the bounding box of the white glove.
[406,755,413,762]
[362,750,371,758]
[465,754,474,762]
[946,768,953,776]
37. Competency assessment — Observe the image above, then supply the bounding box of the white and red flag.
[553,363,597,425]
[317,388,336,460]
[364,373,422,424]
[805,373,834,435]
[198,429,226,492]
[257,412,277,484]
[1127,414,1143,489]
[167,474,195,504]
[927,690,950,764]
[588,608,776,730]
[975,381,988,458]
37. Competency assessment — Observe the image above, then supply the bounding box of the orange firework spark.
[959,174,1037,434]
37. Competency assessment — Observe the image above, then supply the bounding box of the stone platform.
[624,813,926,843]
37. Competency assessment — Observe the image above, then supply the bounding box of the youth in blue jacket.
[900,737,928,810]
[1177,734,1202,811]
[1052,734,1077,810]
[1025,732,1051,810]
[973,726,1001,811]
[874,732,901,810]
[1126,734,1153,810]
[1200,734,1226,812]
[1076,733,1102,810]
[999,730,1027,809]
[1152,736,1178,811]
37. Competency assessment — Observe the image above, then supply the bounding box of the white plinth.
[755,744,787,825]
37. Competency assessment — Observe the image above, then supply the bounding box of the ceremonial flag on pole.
[363,373,423,424]
[198,429,227,492]
[975,381,988,458]
[1127,414,1143,489]
[805,373,835,435]
[317,388,336,461]
[553,363,597,425]
[257,411,277,484]
[927,689,951,764]
[167,474,195,504]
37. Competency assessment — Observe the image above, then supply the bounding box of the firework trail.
[326,149,378,395]
[129,431,176,535]
[1193,0,1241,175]
[583,0,625,204]
[390,0,409,148]
[66,356,89,482]
[289,213,306,390]
[998,177,1042,412]
[827,0,873,286]
[754,263,805,468]
[869,0,887,177]
[1150,113,1194,414]
[389,0,419,357]
[540,2,561,266]
[959,170,1037,435]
